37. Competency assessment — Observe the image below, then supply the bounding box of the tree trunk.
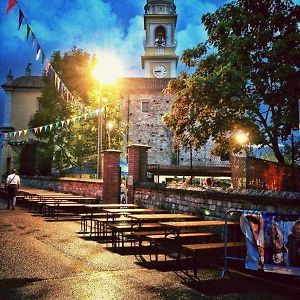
[271,139,285,164]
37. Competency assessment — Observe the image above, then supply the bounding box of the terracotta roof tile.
[1,76,44,90]
[118,77,172,93]
[1,76,173,93]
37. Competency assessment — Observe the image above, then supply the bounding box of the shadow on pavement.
[0,278,44,299]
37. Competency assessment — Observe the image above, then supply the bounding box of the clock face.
[153,64,167,78]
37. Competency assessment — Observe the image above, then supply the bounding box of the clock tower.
[141,0,179,78]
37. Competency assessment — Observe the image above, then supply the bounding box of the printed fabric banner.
[240,212,300,276]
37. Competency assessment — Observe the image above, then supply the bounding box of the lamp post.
[97,96,103,179]
[92,53,123,179]
[107,120,114,149]
[235,130,250,156]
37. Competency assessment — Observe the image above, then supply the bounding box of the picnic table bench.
[182,241,245,277]
[83,204,139,234]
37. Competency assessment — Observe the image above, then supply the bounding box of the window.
[141,101,150,113]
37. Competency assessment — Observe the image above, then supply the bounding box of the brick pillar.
[230,154,248,189]
[102,150,121,203]
[127,144,151,203]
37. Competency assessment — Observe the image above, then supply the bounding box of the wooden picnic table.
[83,204,140,233]
[128,213,199,228]
[46,203,87,220]
[157,220,241,273]
[159,220,239,238]
[103,208,165,221]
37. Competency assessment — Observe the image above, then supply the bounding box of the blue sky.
[0,0,230,124]
[0,0,299,119]
[0,0,228,80]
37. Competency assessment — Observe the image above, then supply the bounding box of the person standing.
[6,169,21,210]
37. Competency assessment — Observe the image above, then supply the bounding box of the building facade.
[0,65,43,176]
[0,0,228,177]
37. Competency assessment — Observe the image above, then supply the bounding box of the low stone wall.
[21,176,102,198]
[133,185,300,218]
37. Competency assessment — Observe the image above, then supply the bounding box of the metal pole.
[291,132,295,166]
[97,96,103,179]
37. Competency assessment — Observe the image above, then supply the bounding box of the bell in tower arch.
[154,26,166,47]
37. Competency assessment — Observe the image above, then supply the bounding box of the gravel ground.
[0,198,299,300]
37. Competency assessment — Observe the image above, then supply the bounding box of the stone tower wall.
[125,92,173,164]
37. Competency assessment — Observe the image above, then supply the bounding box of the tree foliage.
[29,48,125,175]
[164,0,300,163]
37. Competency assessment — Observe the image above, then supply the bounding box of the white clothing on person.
[7,173,21,186]
[6,172,21,209]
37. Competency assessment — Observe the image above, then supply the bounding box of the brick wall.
[21,176,102,198]
[133,185,300,218]
[231,156,300,192]
[102,150,121,203]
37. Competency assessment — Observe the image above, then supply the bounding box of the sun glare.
[92,53,123,85]
[235,131,249,145]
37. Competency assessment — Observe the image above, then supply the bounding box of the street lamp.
[92,53,123,179]
[106,120,114,149]
[235,130,250,155]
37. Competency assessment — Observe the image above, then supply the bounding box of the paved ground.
[0,198,300,300]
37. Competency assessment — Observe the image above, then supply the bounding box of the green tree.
[164,0,300,163]
[29,48,125,176]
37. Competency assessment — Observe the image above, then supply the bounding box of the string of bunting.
[2,108,103,143]
[6,0,86,111]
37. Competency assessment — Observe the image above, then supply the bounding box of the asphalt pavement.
[0,198,300,300]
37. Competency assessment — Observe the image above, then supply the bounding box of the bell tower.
[141,0,179,78]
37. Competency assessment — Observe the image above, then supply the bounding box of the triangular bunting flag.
[61,121,65,127]
[41,51,45,64]
[45,61,51,75]
[24,129,28,135]
[31,33,36,47]
[33,128,38,134]
[3,133,8,139]
[13,132,17,138]
[55,122,60,128]
[18,131,22,137]
[54,73,58,87]
[66,119,71,125]
[6,0,16,14]
[43,125,48,131]
[49,124,54,130]
[26,25,31,40]
[38,126,43,132]
[36,44,41,60]
[18,10,24,30]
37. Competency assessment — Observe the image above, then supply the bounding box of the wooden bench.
[146,232,215,262]
[182,241,245,277]
[110,223,163,248]
[93,217,133,240]
[78,213,107,233]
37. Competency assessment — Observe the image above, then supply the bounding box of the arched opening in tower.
[155,26,166,47]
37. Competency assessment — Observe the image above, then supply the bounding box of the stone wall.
[123,90,228,166]
[133,185,300,218]
[21,176,102,198]
[125,92,173,164]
